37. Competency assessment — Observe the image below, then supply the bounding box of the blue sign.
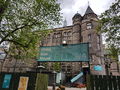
[94,65,103,71]
[2,74,12,88]
[38,43,89,62]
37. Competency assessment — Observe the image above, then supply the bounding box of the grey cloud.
[79,5,88,16]
[58,0,76,9]
[58,0,116,26]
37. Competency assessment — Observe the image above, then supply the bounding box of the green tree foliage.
[0,0,61,44]
[98,0,120,48]
[108,44,119,60]
[53,62,61,72]
[8,30,52,65]
[0,0,61,62]
[0,0,10,22]
[35,74,48,90]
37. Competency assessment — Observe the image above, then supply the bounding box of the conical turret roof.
[85,5,95,15]
[72,13,82,20]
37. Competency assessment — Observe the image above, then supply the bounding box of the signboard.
[2,74,12,88]
[71,72,83,83]
[56,73,62,84]
[94,65,103,71]
[18,77,29,90]
[38,43,89,62]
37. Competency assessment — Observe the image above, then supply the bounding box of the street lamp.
[37,65,45,73]
[53,71,57,90]
[62,40,67,46]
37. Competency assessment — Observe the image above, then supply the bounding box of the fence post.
[86,74,91,90]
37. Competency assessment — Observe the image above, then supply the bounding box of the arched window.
[52,33,61,43]
[68,31,72,36]
[63,32,67,36]
[86,22,92,29]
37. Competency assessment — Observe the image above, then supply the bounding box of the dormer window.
[87,22,92,29]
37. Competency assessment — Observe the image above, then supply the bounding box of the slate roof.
[85,5,95,15]
[72,13,82,20]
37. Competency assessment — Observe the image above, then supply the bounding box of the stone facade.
[39,6,106,76]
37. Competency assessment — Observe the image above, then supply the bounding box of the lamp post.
[37,65,45,73]
[62,40,67,46]
[104,57,112,75]
[53,71,57,90]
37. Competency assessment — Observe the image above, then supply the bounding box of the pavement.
[48,86,86,90]
[65,87,86,90]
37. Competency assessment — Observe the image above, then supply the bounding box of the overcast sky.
[58,0,115,26]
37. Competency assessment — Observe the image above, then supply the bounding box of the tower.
[72,13,82,25]
[81,5,104,74]
[63,19,67,27]
[72,13,82,44]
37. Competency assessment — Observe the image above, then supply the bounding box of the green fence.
[35,74,48,90]
[0,72,48,90]
[87,75,120,90]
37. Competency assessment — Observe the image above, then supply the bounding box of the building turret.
[72,13,82,44]
[63,19,67,27]
[72,13,82,25]
[83,5,97,20]
[81,6,104,75]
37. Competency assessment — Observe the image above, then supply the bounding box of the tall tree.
[0,0,9,22]
[108,44,119,60]
[8,30,50,61]
[0,0,61,71]
[0,0,61,45]
[98,0,120,49]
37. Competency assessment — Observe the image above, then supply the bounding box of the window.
[52,33,61,43]
[52,34,56,43]
[62,31,72,43]
[68,31,72,36]
[63,31,71,36]
[63,32,67,36]
[53,33,61,38]
[87,22,92,29]
[97,43,100,50]
[97,35,100,50]
[42,39,48,45]
[63,32,67,41]
[88,34,91,41]
[97,35,100,44]
[67,31,72,40]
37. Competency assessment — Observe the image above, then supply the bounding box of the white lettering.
[40,57,51,60]
[41,48,51,51]
[41,53,48,56]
